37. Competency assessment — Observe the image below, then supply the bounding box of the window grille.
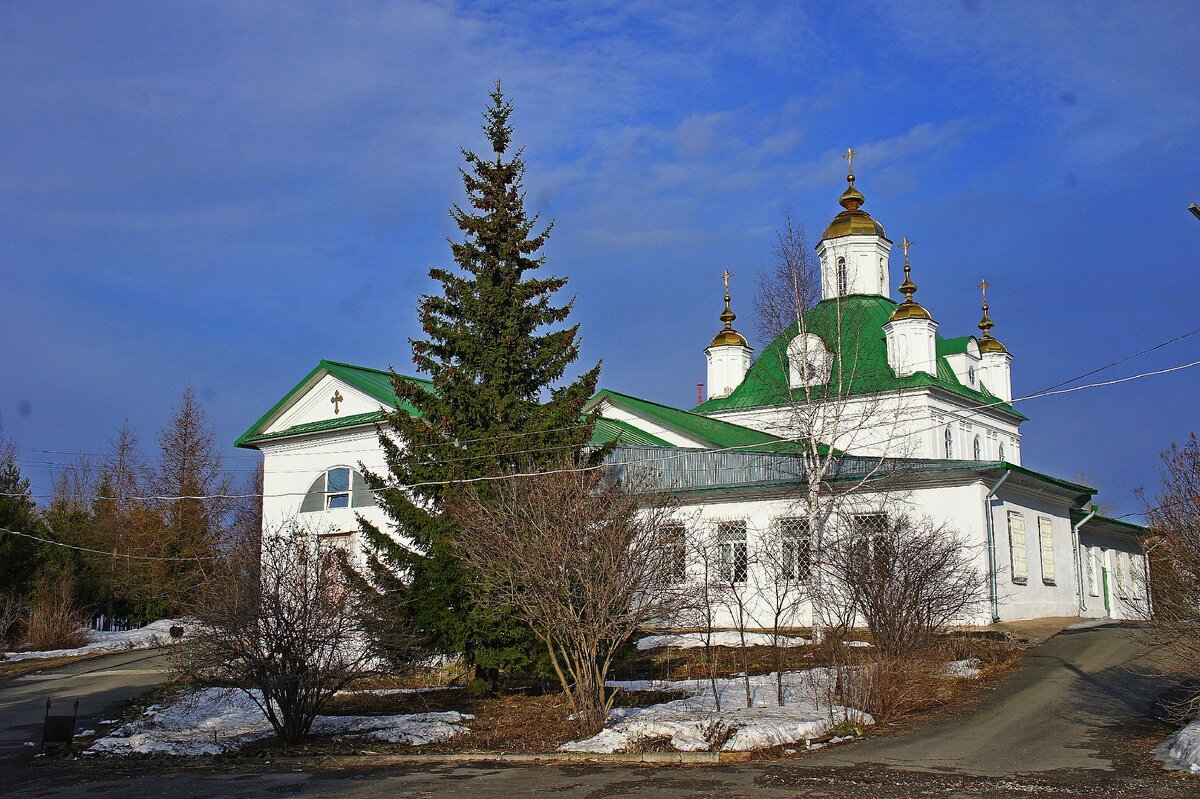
[718,521,748,584]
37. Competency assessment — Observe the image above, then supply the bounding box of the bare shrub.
[25,575,89,651]
[448,461,692,732]
[824,513,981,659]
[1136,433,1200,720]
[172,528,415,744]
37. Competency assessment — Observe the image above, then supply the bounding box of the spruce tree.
[0,421,45,596]
[359,84,600,682]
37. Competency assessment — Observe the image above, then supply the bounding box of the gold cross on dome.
[331,390,344,415]
[978,278,991,302]
[722,268,733,290]
[843,146,858,175]
[901,236,913,263]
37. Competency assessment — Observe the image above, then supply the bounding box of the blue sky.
[2,1,1198,516]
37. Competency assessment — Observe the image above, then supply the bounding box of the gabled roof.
[591,417,675,448]
[588,388,786,450]
[235,359,433,448]
[693,295,1026,420]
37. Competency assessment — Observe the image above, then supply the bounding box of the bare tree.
[679,525,730,711]
[749,517,811,705]
[823,513,981,659]
[1136,434,1200,720]
[448,461,691,731]
[173,527,411,744]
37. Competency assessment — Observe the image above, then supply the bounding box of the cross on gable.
[331,390,344,415]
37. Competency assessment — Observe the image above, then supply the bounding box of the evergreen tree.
[359,84,600,682]
[0,418,45,596]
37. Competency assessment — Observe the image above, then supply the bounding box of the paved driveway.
[0,648,170,765]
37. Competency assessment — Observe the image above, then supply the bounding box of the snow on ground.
[942,658,983,679]
[636,631,810,650]
[560,671,871,753]
[1156,720,1200,774]
[3,619,191,662]
[88,687,472,756]
[1065,618,1119,631]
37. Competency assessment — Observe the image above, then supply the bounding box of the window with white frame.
[1037,516,1055,584]
[1007,510,1028,583]
[663,523,687,584]
[300,466,376,513]
[776,517,811,582]
[718,521,748,584]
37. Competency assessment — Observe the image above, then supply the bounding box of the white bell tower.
[976,279,1013,402]
[883,236,938,377]
[815,148,893,300]
[704,269,753,401]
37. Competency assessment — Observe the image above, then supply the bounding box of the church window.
[664,524,687,583]
[836,257,848,296]
[1007,510,1028,583]
[301,467,376,513]
[878,258,885,291]
[788,333,830,388]
[968,366,976,386]
[999,442,1006,462]
[777,517,811,582]
[1037,516,1055,584]
[973,435,982,460]
[718,521,748,584]
[944,426,954,459]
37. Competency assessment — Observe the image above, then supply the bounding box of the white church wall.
[1077,529,1148,620]
[988,486,1082,621]
[257,427,399,569]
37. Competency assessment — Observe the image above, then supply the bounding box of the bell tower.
[815,148,894,300]
[704,269,753,400]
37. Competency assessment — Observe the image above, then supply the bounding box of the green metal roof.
[239,410,385,446]
[588,389,786,450]
[590,417,675,448]
[235,359,434,448]
[693,295,1026,421]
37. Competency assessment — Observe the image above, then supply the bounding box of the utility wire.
[0,526,217,562]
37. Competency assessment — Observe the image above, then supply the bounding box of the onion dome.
[889,236,932,321]
[977,279,1008,353]
[822,148,887,240]
[710,269,749,348]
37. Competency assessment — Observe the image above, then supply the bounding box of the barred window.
[777,517,811,582]
[663,524,687,583]
[718,521,748,584]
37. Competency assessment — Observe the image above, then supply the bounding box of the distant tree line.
[0,387,262,651]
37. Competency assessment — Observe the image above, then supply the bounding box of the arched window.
[301,466,376,512]
[944,426,954,459]
[999,442,1006,462]
[973,435,982,460]
[878,258,885,291]
[836,257,848,296]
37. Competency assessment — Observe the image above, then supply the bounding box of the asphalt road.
[0,648,170,765]
[0,625,1193,798]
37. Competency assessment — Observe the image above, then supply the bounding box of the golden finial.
[889,235,931,322]
[710,268,748,348]
[843,146,858,178]
[977,278,1007,353]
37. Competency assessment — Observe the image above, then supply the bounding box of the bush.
[25,576,89,651]
[0,594,24,655]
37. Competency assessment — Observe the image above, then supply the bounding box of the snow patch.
[1157,720,1200,774]
[942,658,983,679]
[88,687,472,756]
[3,619,191,661]
[561,671,871,753]
[636,631,809,650]
[1065,618,1118,631]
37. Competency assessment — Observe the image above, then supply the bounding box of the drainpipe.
[984,470,1011,624]
[1072,504,1097,615]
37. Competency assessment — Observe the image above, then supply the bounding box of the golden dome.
[709,272,749,348]
[977,279,1008,353]
[822,174,887,240]
[888,236,932,322]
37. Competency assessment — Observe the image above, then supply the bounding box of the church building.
[237,155,1149,628]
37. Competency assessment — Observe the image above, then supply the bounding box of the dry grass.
[24,578,88,652]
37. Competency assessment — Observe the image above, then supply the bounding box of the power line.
[7,353,1200,504]
[0,526,217,562]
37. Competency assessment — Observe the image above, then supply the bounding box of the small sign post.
[40,699,79,753]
